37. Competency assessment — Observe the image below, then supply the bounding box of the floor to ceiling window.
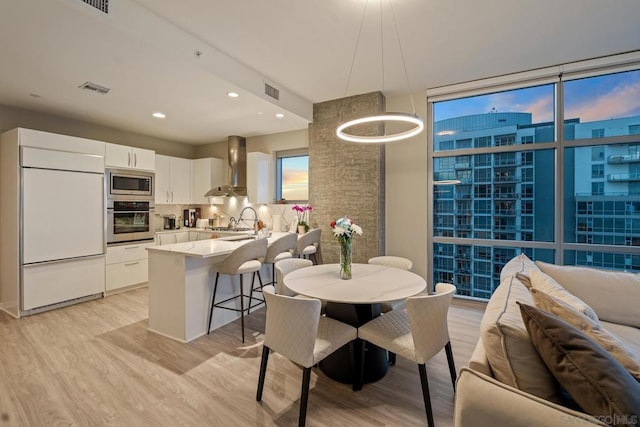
[427,54,640,299]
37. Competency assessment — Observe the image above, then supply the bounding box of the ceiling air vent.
[264,83,280,100]
[81,0,109,14]
[78,81,110,95]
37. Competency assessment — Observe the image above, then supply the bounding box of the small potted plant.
[292,204,312,234]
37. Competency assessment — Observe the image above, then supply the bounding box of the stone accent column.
[308,91,385,264]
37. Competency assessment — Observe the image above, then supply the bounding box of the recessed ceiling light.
[152,112,166,119]
[275,113,285,118]
[227,92,239,98]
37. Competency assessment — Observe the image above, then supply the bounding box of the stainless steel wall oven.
[106,168,155,244]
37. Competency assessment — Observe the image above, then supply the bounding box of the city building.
[433,113,640,298]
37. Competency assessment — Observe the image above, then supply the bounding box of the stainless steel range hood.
[205,135,247,197]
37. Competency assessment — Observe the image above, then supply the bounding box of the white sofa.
[454,254,640,427]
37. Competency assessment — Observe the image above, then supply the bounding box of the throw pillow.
[531,288,640,381]
[515,272,532,290]
[536,261,640,328]
[518,302,640,422]
[500,253,539,283]
[530,269,599,322]
[480,275,559,401]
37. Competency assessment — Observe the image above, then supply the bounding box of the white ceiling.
[1,0,639,144]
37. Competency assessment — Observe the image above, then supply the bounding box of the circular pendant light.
[336,0,424,144]
[336,112,424,143]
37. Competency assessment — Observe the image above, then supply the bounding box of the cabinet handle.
[134,152,137,167]
[128,152,131,166]
[124,246,139,250]
[124,261,140,267]
[171,191,174,203]
[166,191,170,203]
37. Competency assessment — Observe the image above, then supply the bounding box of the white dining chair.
[357,283,457,427]
[256,285,357,427]
[274,258,313,296]
[368,256,414,314]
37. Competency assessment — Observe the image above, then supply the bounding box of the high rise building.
[432,113,640,299]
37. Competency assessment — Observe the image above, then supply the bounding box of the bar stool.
[207,238,268,342]
[262,233,298,287]
[294,228,322,264]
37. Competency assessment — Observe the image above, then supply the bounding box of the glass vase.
[339,239,352,280]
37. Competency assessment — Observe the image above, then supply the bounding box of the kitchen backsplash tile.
[155,201,302,231]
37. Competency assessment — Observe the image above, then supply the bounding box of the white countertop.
[147,231,292,258]
[155,228,248,236]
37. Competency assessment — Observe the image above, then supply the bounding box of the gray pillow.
[518,302,640,423]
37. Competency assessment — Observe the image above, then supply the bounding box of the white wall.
[384,91,429,281]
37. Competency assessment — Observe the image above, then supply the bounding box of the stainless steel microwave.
[106,168,154,199]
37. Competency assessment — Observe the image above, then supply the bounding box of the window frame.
[426,51,640,300]
[275,148,309,203]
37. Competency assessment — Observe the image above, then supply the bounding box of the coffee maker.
[163,215,176,230]
[183,208,201,227]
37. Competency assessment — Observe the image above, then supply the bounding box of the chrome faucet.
[238,206,259,231]
[228,216,237,229]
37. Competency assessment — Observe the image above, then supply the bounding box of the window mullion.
[556,79,564,265]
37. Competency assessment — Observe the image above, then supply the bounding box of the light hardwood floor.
[0,288,485,426]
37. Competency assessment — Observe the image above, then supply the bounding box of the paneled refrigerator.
[0,128,106,316]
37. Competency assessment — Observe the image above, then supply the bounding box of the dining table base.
[319,302,389,388]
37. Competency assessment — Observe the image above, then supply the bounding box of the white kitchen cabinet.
[189,230,216,241]
[247,152,271,204]
[105,241,155,293]
[105,143,155,171]
[155,155,171,204]
[191,157,225,204]
[155,154,191,204]
[156,230,221,245]
[156,231,190,245]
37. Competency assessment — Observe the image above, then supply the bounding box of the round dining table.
[284,263,426,387]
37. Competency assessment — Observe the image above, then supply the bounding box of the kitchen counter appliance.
[183,208,201,228]
[106,168,155,244]
[106,168,153,198]
[163,215,177,230]
[1,128,107,316]
[107,199,155,244]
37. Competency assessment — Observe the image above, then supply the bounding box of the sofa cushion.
[480,275,559,401]
[515,272,532,290]
[531,288,640,381]
[519,303,640,422]
[603,322,640,356]
[530,269,599,322]
[536,261,640,328]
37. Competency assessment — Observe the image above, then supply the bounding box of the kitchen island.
[147,231,290,342]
